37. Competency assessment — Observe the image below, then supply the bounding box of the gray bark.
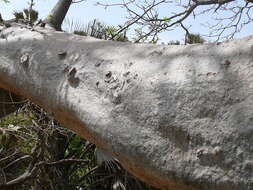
[0,24,253,190]
[0,13,3,23]
[43,0,72,30]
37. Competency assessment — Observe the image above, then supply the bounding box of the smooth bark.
[0,24,253,190]
[43,0,72,30]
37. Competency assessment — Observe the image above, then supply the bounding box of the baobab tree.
[0,0,253,190]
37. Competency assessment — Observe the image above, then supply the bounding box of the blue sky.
[0,0,252,43]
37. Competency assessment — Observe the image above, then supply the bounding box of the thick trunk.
[28,0,34,25]
[0,24,253,190]
[43,0,72,30]
[0,13,3,23]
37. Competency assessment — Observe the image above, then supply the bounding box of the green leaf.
[163,16,170,22]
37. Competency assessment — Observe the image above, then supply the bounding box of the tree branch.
[97,0,253,41]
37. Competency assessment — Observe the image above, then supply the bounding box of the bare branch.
[39,158,89,166]
[72,0,87,3]
[97,0,252,41]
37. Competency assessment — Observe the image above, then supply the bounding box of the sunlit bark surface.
[0,24,253,190]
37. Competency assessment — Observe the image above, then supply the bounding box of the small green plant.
[13,11,24,20]
[168,40,180,45]
[73,30,87,36]
[64,18,129,42]
[13,9,38,23]
[186,33,205,44]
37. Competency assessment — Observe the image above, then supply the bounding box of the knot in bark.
[20,53,30,68]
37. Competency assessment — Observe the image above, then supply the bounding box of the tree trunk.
[43,0,72,30]
[0,13,3,23]
[0,24,253,190]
